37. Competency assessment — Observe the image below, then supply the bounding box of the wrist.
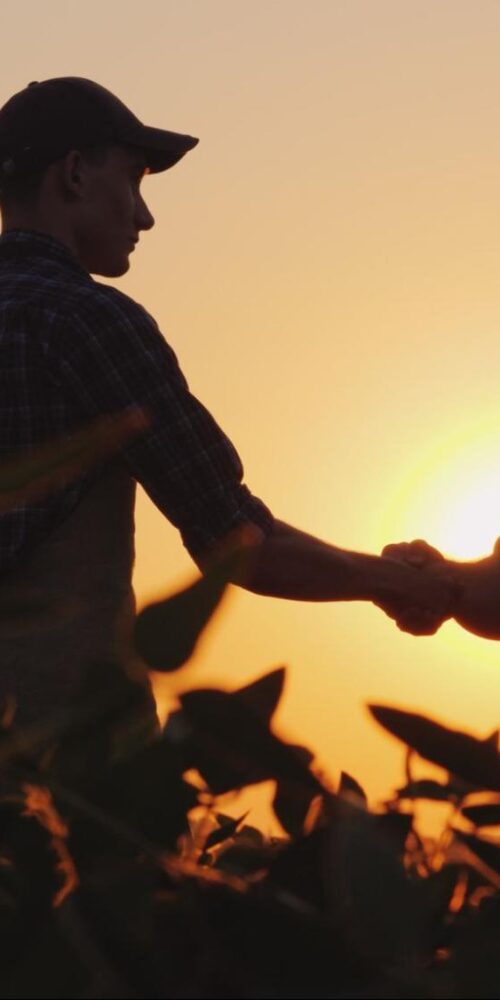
[350,552,411,605]
[426,560,465,619]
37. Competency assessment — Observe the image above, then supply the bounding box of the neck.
[1,208,78,259]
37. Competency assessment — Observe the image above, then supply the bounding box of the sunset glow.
[383,423,500,561]
[2,1,500,815]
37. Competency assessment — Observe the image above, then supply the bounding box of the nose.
[136,192,155,233]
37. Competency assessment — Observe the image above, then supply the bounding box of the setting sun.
[383,422,500,561]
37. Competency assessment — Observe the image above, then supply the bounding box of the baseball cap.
[0,77,199,185]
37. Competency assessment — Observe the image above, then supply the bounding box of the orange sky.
[2,1,500,824]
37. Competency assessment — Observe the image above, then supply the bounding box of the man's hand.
[380,539,458,635]
[215,519,460,633]
[382,538,445,568]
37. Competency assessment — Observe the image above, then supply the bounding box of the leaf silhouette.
[0,407,148,511]
[215,842,279,877]
[233,667,286,724]
[453,829,500,875]
[485,728,500,748]
[267,827,330,911]
[286,743,315,768]
[395,779,459,803]
[374,812,413,860]
[369,705,500,791]
[51,732,198,862]
[134,543,249,672]
[414,865,462,941]
[93,738,198,852]
[204,812,248,851]
[461,803,500,827]
[213,823,276,876]
[179,674,322,796]
[230,823,266,849]
[328,800,423,963]
[272,781,321,838]
[328,800,454,966]
[338,771,367,806]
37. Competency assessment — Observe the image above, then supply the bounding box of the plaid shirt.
[0,229,274,575]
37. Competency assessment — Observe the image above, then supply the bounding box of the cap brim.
[120,123,199,172]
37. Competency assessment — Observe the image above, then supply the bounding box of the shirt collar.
[0,229,90,278]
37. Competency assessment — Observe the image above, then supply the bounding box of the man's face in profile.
[75,145,155,277]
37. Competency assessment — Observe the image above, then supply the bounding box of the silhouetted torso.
[0,460,154,726]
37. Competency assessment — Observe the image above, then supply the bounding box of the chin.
[91,256,131,278]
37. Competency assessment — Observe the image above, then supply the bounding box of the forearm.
[449,556,500,639]
[235,519,425,605]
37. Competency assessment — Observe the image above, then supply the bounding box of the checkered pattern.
[0,229,274,574]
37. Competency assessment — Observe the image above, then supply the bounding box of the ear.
[59,149,87,199]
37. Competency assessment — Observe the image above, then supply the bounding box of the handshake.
[227,520,500,642]
[379,537,500,640]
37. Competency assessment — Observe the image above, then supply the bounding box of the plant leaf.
[338,771,367,806]
[453,829,500,875]
[395,779,458,803]
[369,705,500,791]
[374,811,413,859]
[204,812,248,850]
[328,800,423,963]
[179,681,322,796]
[233,667,286,723]
[272,781,322,838]
[267,827,330,911]
[461,803,500,827]
[134,545,245,672]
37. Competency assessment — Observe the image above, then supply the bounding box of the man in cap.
[0,77,456,725]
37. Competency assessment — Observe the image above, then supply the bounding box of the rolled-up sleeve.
[51,285,274,556]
